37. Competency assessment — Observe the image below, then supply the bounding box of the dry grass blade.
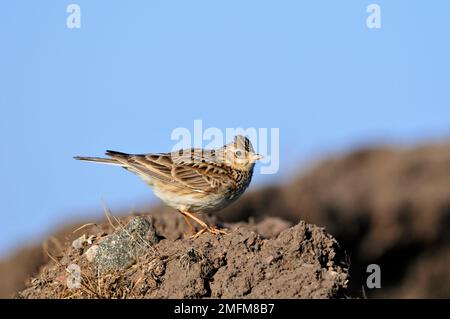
[43,247,60,265]
[72,223,98,234]
[42,236,63,257]
[100,199,118,230]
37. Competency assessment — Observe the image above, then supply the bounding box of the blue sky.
[0,1,449,257]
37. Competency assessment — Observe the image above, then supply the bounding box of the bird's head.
[220,135,263,171]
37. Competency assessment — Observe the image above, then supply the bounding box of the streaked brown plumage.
[74,135,262,237]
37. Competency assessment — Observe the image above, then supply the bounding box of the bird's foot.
[191,226,228,239]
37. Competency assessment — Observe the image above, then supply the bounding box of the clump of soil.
[17,215,349,299]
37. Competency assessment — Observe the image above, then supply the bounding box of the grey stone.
[72,234,96,250]
[93,216,159,273]
[84,245,99,262]
[72,234,87,250]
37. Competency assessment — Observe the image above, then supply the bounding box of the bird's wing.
[106,149,235,193]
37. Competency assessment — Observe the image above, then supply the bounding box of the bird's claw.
[191,226,228,239]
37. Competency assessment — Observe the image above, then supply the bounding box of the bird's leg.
[180,211,209,229]
[179,210,196,235]
[180,211,228,238]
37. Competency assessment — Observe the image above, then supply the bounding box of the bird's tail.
[74,150,130,166]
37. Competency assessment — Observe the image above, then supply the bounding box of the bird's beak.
[251,154,264,161]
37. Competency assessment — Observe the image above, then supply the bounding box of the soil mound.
[17,215,349,299]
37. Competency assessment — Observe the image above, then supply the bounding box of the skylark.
[74,135,263,237]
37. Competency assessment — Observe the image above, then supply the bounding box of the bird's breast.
[150,178,250,214]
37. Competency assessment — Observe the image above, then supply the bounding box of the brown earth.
[2,141,450,298]
[17,215,349,299]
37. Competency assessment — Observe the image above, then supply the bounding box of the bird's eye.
[235,150,243,157]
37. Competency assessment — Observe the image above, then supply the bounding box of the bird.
[74,135,263,237]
